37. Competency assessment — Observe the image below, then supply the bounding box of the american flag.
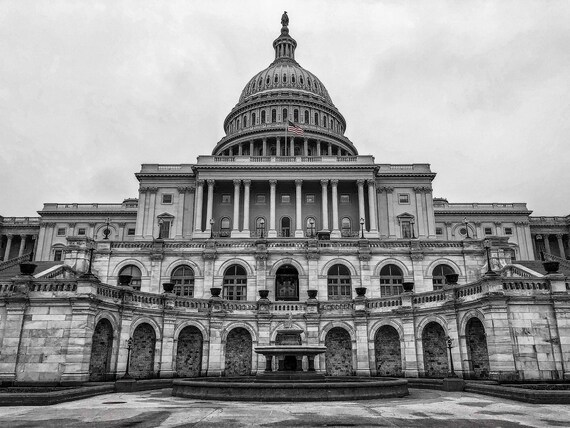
[287,120,304,135]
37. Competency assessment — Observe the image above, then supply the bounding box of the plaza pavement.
[0,388,568,427]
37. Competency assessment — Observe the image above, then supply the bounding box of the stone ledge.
[0,384,114,406]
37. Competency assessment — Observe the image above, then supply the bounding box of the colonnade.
[1,233,36,262]
[532,233,568,260]
[220,136,352,158]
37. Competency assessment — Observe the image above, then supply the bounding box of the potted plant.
[402,282,414,293]
[118,275,132,286]
[162,282,175,293]
[543,261,559,274]
[258,289,270,299]
[19,262,37,276]
[355,287,367,297]
[307,289,318,299]
[445,273,459,285]
[210,287,222,297]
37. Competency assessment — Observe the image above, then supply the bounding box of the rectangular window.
[306,194,315,204]
[484,227,492,235]
[159,220,170,239]
[127,228,136,236]
[504,227,513,235]
[221,194,231,204]
[281,194,290,204]
[340,194,350,204]
[256,194,266,204]
[57,228,66,236]
[401,221,412,239]
[77,228,86,236]
[162,194,173,204]
[398,194,410,204]
[435,227,443,235]
[54,249,63,261]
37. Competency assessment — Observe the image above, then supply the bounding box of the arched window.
[292,74,296,83]
[171,265,195,297]
[280,216,291,237]
[380,265,403,296]
[283,73,287,83]
[304,110,309,124]
[259,77,263,87]
[252,112,256,125]
[266,76,270,85]
[330,119,333,129]
[341,217,352,237]
[261,110,266,123]
[305,216,316,237]
[282,108,288,122]
[243,115,248,127]
[274,74,278,83]
[118,265,141,290]
[237,119,240,129]
[322,114,327,127]
[307,77,311,87]
[256,217,266,238]
[223,265,247,300]
[327,264,351,300]
[300,76,304,85]
[220,217,231,237]
[272,109,276,123]
[314,112,318,125]
[293,109,299,122]
[432,264,455,290]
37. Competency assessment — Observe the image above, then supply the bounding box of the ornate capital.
[196,179,205,187]
[88,223,97,228]
[206,179,215,187]
[556,233,564,238]
[295,179,303,186]
[148,187,158,194]
[330,179,339,186]
[118,222,127,227]
[139,186,149,193]
[269,179,277,186]
[356,179,365,187]
[321,179,329,187]
[243,179,251,186]
[43,222,56,228]
[444,222,453,227]
[493,221,502,227]
[68,223,76,228]
[233,179,241,186]
[474,222,482,227]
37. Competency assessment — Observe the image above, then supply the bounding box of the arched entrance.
[130,323,156,379]
[325,327,352,376]
[89,319,113,381]
[466,318,490,378]
[275,264,299,301]
[225,327,252,376]
[175,326,203,377]
[422,322,448,378]
[374,325,402,377]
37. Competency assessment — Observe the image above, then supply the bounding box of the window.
[118,265,142,290]
[223,265,247,300]
[484,227,493,235]
[435,227,443,236]
[340,194,350,204]
[274,74,278,83]
[252,112,256,125]
[380,264,403,297]
[280,217,291,237]
[127,228,136,236]
[327,264,352,300]
[220,217,231,237]
[272,109,276,122]
[306,194,315,204]
[77,228,86,236]
[261,110,266,123]
[57,228,66,236]
[401,221,412,239]
[282,108,288,122]
[53,249,63,261]
[243,115,248,127]
[221,194,231,204]
[256,194,266,204]
[432,264,455,291]
[341,217,352,237]
[171,265,195,297]
[293,109,299,122]
[255,217,266,238]
[314,112,318,125]
[158,216,172,239]
[291,74,295,83]
[281,194,290,204]
[398,194,409,204]
[162,194,173,204]
[504,227,513,235]
[283,73,287,83]
[306,217,316,237]
[304,110,309,124]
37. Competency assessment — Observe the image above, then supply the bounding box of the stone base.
[115,379,137,393]
[443,377,465,392]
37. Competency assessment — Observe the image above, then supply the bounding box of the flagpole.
[285,118,288,157]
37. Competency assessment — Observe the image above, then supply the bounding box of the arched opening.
[118,265,142,290]
[379,264,403,297]
[220,216,231,237]
[280,216,291,237]
[176,326,203,377]
[327,264,351,300]
[305,216,316,237]
[293,109,299,122]
[225,327,252,376]
[89,319,113,381]
[282,108,288,122]
[271,109,276,123]
[171,265,195,297]
[374,325,402,376]
[340,217,352,237]
[422,322,448,378]
[432,264,455,290]
[275,264,299,301]
[261,110,266,123]
[255,217,266,238]
[223,265,247,301]
[325,327,352,376]
[251,112,256,126]
[130,323,156,379]
[304,110,309,124]
[466,318,490,379]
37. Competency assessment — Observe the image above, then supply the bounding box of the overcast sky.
[1,0,569,217]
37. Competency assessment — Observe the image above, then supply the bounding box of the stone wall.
[175,326,203,377]
[224,327,252,376]
[374,325,402,376]
[325,327,353,376]
[89,319,113,381]
[422,322,448,377]
[466,317,490,378]
[130,323,155,379]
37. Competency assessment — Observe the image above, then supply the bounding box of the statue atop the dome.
[281,11,289,27]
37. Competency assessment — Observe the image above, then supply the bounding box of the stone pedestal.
[442,377,465,391]
[115,378,137,392]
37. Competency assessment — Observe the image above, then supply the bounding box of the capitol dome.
[213,12,357,157]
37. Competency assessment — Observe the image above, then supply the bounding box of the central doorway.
[275,264,299,301]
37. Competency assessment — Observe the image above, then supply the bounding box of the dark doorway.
[275,264,299,301]
[283,355,297,371]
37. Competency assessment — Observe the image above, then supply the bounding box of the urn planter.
[307,289,318,299]
[543,261,559,274]
[402,282,414,293]
[355,287,367,297]
[445,273,459,285]
[19,262,37,276]
[118,275,132,286]
[210,287,222,298]
[258,289,270,299]
[162,282,175,293]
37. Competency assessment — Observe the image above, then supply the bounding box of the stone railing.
[502,280,550,292]
[366,296,403,311]
[0,253,33,270]
[543,253,570,270]
[455,281,484,299]
[270,302,307,312]
[1,217,40,225]
[29,281,77,292]
[413,290,448,306]
[96,283,122,299]
[198,154,374,165]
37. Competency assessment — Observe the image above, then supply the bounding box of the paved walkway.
[0,388,568,427]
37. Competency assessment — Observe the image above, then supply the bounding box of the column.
[118,223,126,241]
[134,187,147,239]
[445,222,453,240]
[376,187,389,238]
[232,179,241,234]
[262,138,267,156]
[414,187,426,238]
[531,235,539,260]
[424,188,436,238]
[276,138,281,156]
[184,186,196,237]
[18,234,27,257]
[544,233,552,255]
[321,179,329,231]
[367,180,377,233]
[268,180,277,237]
[242,180,251,233]
[145,188,157,238]
[194,180,204,232]
[3,234,13,261]
[330,179,340,238]
[357,180,366,229]
[238,143,243,156]
[249,140,254,156]
[303,138,308,156]
[327,142,332,155]
[316,140,321,156]
[474,222,482,239]
[205,180,215,233]
[175,187,187,239]
[386,187,396,238]
[290,138,295,156]
[295,180,303,237]
[557,234,566,259]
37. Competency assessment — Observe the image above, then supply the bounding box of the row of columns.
[533,233,567,259]
[194,179,378,237]
[223,137,349,158]
[1,234,36,262]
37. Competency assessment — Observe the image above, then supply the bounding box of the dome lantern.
[273,11,297,63]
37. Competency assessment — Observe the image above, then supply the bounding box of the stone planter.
[118,275,132,286]
[19,262,37,276]
[355,287,367,297]
[445,273,459,285]
[307,289,318,299]
[402,282,414,293]
[210,287,222,298]
[162,282,175,293]
[543,261,559,274]
[258,289,270,299]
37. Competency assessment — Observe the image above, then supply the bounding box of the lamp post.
[209,218,214,239]
[309,218,315,238]
[484,239,498,276]
[260,218,265,239]
[463,217,470,239]
[122,337,134,379]
[103,217,111,240]
[360,217,365,239]
[446,336,457,377]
